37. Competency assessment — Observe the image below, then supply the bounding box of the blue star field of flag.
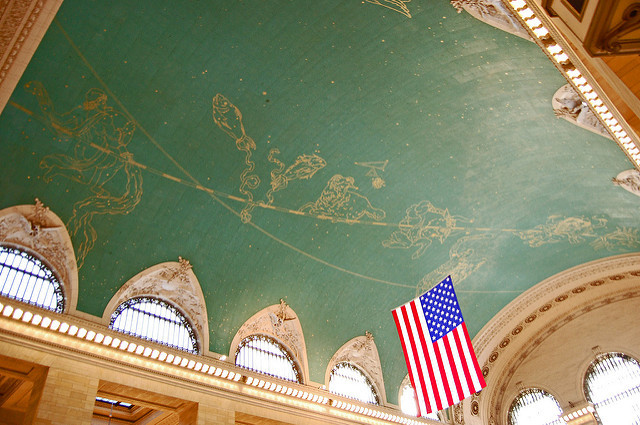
[420,276,463,343]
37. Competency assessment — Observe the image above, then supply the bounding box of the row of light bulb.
[507,0,640,167]
[0,300,428,425]
[561,405,595,422]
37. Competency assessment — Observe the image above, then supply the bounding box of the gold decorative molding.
[466,253,640,424]
[584,1,640,55]
[0,0,63,114]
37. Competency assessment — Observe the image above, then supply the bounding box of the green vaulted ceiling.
[0,0,638,403]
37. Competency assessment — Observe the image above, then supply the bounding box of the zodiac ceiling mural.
[0,0,638,403]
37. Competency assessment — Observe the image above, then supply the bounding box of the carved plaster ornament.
[613,169,640,197]
[0,200,78,312]
[230,301,309,382]
[326,332,387,404]
[450,0,532,41]
[159,256,193,284]
[552,84,611,139]
[104,258,209,351]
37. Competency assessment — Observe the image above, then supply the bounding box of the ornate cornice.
[0,0,63,113]
[467,253,640,424]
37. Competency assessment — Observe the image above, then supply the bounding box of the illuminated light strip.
[506,0,640,168]
[562,405,595,422]
[0,302,426,425]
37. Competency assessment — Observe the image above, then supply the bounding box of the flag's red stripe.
[442,333,464,402]
[461,322,486,389]
[401,304,430,414]
[431,338,453,407]
[392,308,423,417]
[453,326,476,395]
[408,301,443,412]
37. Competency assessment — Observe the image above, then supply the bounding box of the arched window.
[235,335,301,383]
[0,245,64,313]
[328,362,379,405]
[109,297,199,354]
[584,352,640,424]
[400,383,439,420]
[508,388,566,425]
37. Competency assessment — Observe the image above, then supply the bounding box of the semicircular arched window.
[400,383,439,420]
[109,297,199,354]
[507,388,566,425]
[0,245,64,313]
[328,362,379,405]
[584,352,640,424]
[235,334,302,383]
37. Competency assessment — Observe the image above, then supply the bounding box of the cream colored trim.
[0,299,429,425]
[0,200,78,313]
[229,301,310,384]
[0,0,63,114]
[102,258,210,354]
[464,253,640,425]
[325,332,387,405]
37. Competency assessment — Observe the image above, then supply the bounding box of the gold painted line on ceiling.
[7,102,520,237]
[54,19,199,186]
[21,27,415,289]
[8,101,32,116]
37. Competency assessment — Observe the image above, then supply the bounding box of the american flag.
[392,276,485,416]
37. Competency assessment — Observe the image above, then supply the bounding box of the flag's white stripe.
[413,299,449,410]
[456,326,483,392]
[404,301,436,414]
[436,336,460,404]
[408,300,439,414]
[449,326,471,399]
[396,304,430,415]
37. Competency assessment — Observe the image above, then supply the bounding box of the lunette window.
[507,388,566,425]
[235,334,301,383]
[400,383,439,420]
[0,245,64,313]
[109,297,199,354]
[584,352,640,425]
[328,362,379,405]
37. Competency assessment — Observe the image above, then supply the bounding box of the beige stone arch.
[455,253,640,425]
[102,257,209,354]
[0,199,79,313]
[325,331,387,405]
[229,300,309,384]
